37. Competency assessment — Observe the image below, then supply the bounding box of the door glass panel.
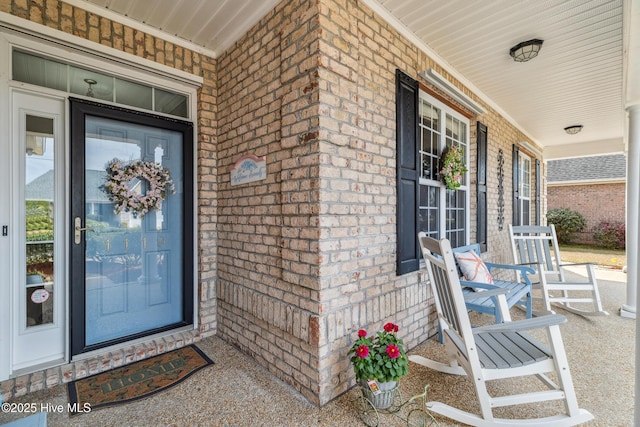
[84,116,184,346]
[24,115,55,327]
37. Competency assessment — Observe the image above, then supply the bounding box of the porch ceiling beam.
[543,138,625,160]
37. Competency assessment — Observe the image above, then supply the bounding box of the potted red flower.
[349,322,409,409]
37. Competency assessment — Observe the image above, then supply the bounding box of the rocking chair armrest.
[484,262,536,276]
[515,261,543,268]
[459,281,509,301]
[473,314,567,333]
[558,262,596,268]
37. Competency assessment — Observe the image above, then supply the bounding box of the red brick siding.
[547,182,625,244]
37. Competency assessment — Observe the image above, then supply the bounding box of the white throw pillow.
[454,250,494,284]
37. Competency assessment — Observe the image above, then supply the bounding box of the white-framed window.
[518,152,532,226]
[417,91,470,248]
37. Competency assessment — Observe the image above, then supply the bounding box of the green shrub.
[546,208,586,244]
[593,221,625,249]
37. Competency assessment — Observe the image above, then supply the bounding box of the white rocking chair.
[411,235,593,426]
[509,224,608,317]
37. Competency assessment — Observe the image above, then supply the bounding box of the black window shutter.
[512,144,520,226]
[535,159,541,225]
[476,122,488,252]
[396,69,420,275]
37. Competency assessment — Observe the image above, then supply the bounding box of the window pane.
[421,128,438,180]
[155,89,188,118]
[116,79,152,110]
[25,115,56,327]
[520,156,531,198]
[445,189,466,247]
[12,50,189,119]
[13,50,67,92]
[419,101,441,181]
[522,200,531,225]
[445,114,468,187]
[419,185,439,238]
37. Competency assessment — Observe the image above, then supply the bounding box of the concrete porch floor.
[0,267,633,427]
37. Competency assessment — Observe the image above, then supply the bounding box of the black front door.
[69,98,194,355]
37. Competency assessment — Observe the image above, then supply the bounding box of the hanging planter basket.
[358,380,399,410]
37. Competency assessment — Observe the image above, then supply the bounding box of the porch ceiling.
[77,0,633,159]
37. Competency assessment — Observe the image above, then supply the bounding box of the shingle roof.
[26,169,112,202]
[547,154,626,183]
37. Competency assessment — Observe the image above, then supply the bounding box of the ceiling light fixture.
[84,78,97,97]
[564,125,583,135]
[509,39,544,62]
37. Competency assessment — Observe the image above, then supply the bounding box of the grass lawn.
[559,244,626,269]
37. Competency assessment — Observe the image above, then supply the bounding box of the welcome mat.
[67,344,213,415]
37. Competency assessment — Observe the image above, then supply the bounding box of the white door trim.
[10,89,67,374]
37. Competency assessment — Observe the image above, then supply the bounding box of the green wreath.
[440,144,468,190]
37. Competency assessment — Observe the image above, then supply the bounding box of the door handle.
[74,217,93,244]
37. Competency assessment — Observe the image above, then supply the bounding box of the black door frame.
[69,98,194,356]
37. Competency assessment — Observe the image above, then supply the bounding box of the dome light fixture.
[509,39,544,62]
[564,125,583,135]
[84,78,97,97]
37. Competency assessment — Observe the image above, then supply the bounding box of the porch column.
[621,104,640,319]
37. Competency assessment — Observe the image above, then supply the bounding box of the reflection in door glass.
[84,116,183,346]
[25,115,55,327]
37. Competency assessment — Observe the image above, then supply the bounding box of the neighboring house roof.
[25,169,54,201]
[547,154,626,183]
[26,169,112,202]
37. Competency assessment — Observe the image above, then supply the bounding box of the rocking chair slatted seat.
[509,224,608,317]
[411,235,593,427]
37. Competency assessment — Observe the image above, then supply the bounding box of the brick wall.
[1,0,545,407]
[548,182,625,244]
[215,0,542,406]
[0,0,218,400]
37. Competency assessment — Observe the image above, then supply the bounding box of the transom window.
[418,92,470,248]
[12,50,188,118]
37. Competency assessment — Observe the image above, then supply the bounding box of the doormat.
[67,344,213,415]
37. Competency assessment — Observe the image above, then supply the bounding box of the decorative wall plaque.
[230,154,267,186]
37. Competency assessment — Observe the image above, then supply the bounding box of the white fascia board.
[543,138,625,160]
[548,179,626,187]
